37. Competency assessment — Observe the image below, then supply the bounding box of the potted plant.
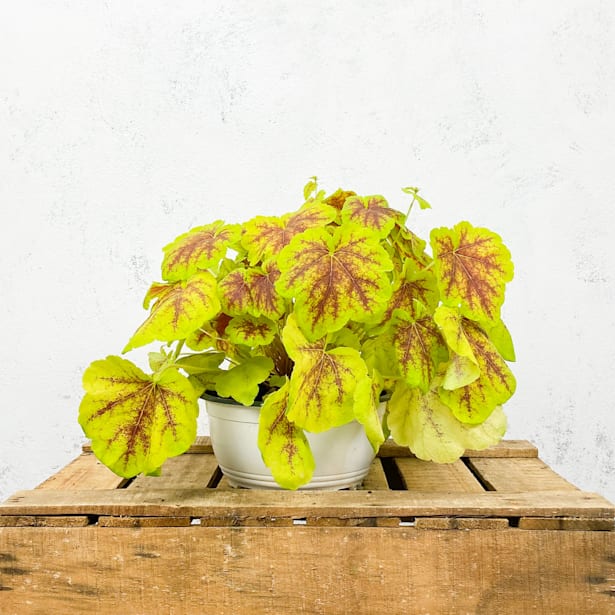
[79,179,516,490]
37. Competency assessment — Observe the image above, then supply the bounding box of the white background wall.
[1,1,614,503]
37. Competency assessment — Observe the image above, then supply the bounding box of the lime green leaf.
[242,203,337,265]
[218,260,285,320]
[148,348,169,373]
[185,317,241,361]
[431,222,514,323]
[362,335,399,379]
[353,375,385,452]
[215,356,274,406]
[484,318,516,362]
[341,195,402,238]
[161,221,240,282]
[329,327,362,351]
[392,308,448,393]
[303,177,318,201]
[324,188,357,211]
[124,272,221,352]
[387,382,507,463]
[379,264,439,325]
[79,356,198,477]
[258,383,315,489]
[390,226,432,271]
[438,319,516,424]
[226,315,276,346]
[434,305,477,362]
[175,352,225,375]
[277,225,393,340]
[282,314,369,432]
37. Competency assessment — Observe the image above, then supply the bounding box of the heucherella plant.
[79,179,515,488]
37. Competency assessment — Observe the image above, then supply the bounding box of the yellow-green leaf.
[218,260,285,320]
[226,315,277,346]
[431,222,513,323]
[387,381,507,463]
[277,225,393,340]
[484,318,516,362]
[161,221,240,282]
[353,375,385,452]
[392,309,448,393]
[124,272,221,352]
[215,356,274,406]
[341,195,402,238]
[282,314,369,432]
[324,188,357,211]
[242,203,337,265]
[258,383,315,489]
[438,319,516,424]
[79,356,198,477]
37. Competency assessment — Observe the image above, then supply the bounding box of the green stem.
[172,340,185,362]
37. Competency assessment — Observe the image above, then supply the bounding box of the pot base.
[205,398,382,490]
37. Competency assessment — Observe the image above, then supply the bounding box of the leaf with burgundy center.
[161,221,240,282]
[225,315,277,347]
[124,272,221,352]
[392,308,449,393]
[438,318,516,424]
[341,195,403,238]
[431,221,513,323]
[282,314,369,433]
[258,383,315,489]
[79,356,198,477]
[277,225,393,341]
[242,202,337,265]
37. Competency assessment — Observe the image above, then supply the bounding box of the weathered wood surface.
[2,487,613,522]
[0,526,613,615]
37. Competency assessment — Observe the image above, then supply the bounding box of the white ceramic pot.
[205,396,384,490]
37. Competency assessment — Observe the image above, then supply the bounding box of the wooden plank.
[360,458,389,491]
[82,435,214,455]
[98,516,192,528]
[467,457,579,492]
[0,516,90,528]
[35,453,126,490]
[396,458,485,493]
[415,517,509,530]
[128,454,219,490]
[518,517,615,531]
[377,439,538,458]
[1,488,613,521]
[0,526,613,614]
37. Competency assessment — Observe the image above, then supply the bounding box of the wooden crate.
[0,439,613,614]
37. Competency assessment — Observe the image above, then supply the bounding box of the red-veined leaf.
[438,318,516,424]
[282,315,369,432]
[258,383,315,489]
[341,195,403,237]
[277,225,393,340]
[431,222,513,323]
[79,356,198,477]
[226,315,277,346]
[392,308,448,392]
[324,188,357,211]
[124,272,221,352]
[242,202,337,264]
[161,221,240,282]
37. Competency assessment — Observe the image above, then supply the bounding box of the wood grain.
[0,526,613,614]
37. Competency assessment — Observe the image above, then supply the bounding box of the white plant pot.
[205,397,384,490]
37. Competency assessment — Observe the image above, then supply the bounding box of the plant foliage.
[79,180,515,487]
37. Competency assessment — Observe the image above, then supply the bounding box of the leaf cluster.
[79,181,515,488]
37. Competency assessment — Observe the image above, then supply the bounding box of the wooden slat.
[360,458,389,491]
[396,458,485,493]
[518,517,615,531]
[0,515,91,528]
[467,457,579,492]
[98,516,192,528]
[128,454,219,489]
[415,517,509,530]
[2,488,613,521]
[377,439,538,458]
[36,453,126,490]
[0,526,613,614]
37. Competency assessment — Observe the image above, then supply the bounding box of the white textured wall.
[2,1,614,503]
